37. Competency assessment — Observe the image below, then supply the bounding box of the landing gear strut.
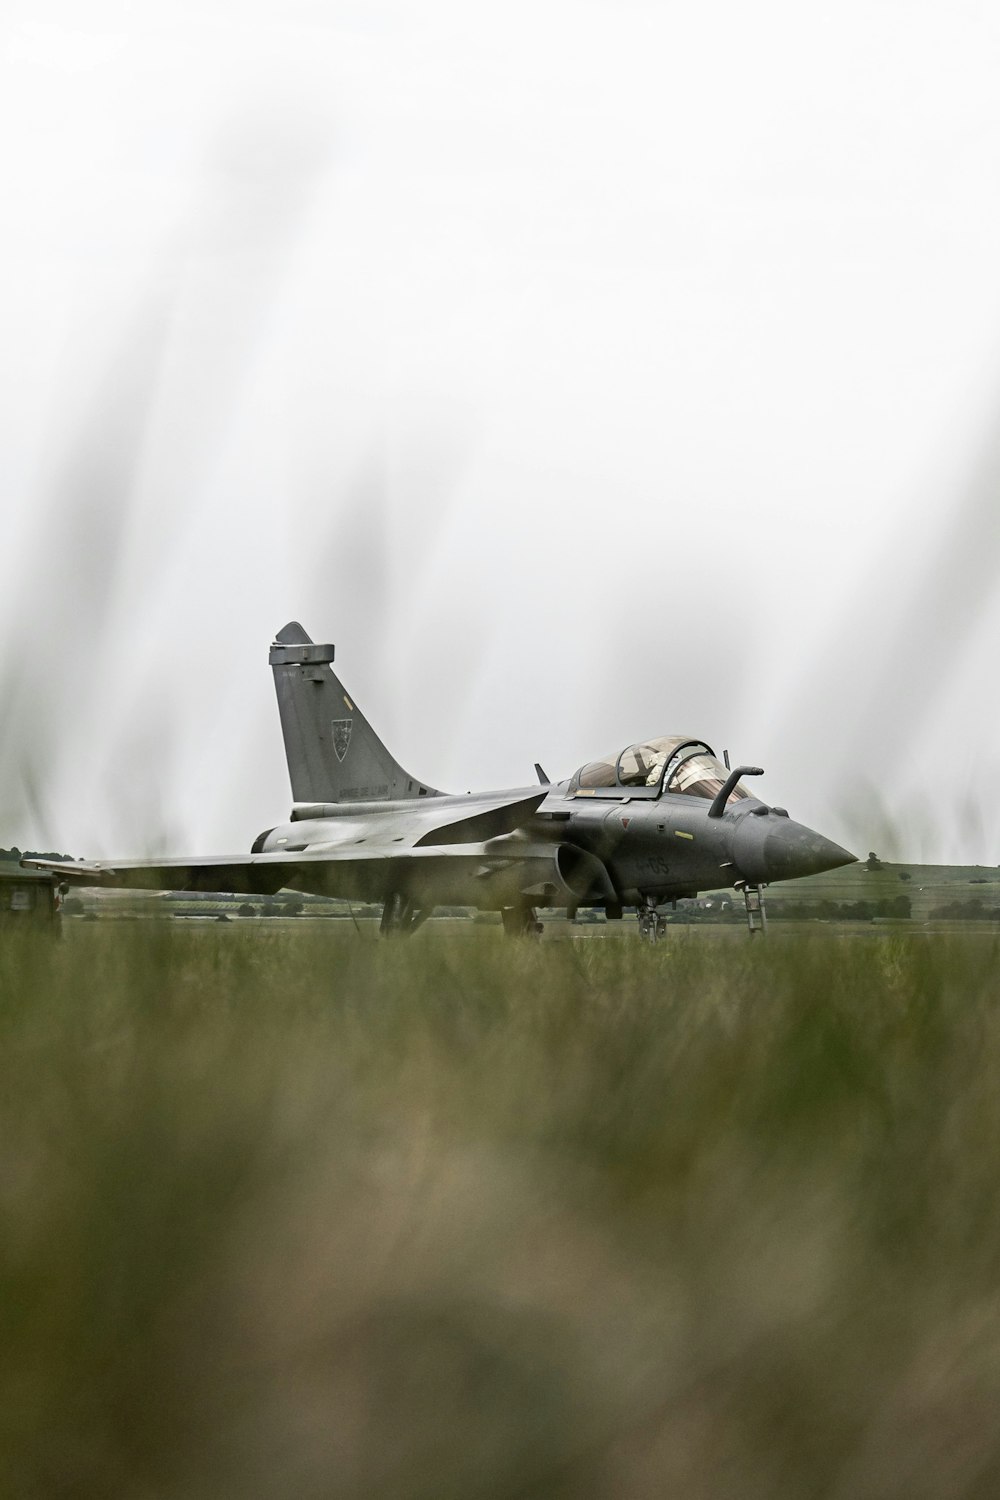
[501,906,543,938]
[379,893,431,937]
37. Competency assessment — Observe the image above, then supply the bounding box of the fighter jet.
[26,622,854,939]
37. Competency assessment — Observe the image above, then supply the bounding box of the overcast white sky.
[1,0,999,862]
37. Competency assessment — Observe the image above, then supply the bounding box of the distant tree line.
[771,895,912,922]
[0,848,75,864]
[928,897,1000,922]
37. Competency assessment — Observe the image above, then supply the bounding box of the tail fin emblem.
[332,719,353,763]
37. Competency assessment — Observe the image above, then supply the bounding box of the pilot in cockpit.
[644,749,668,786]
[614,738,676,789]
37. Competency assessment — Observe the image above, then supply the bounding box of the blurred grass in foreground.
[2,926,1000,1499]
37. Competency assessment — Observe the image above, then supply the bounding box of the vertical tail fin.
[269,623,439,805]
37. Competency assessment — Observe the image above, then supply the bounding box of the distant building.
[0,862,60,927]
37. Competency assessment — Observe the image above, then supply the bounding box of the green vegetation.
[3,926,1000,1497]
[764,860,1000,925]
[930,897,1000,922]
[769,893,913,922]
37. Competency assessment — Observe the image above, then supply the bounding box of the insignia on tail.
[269,623,440,805]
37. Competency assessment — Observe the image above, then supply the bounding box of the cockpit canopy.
[575,736,751,804]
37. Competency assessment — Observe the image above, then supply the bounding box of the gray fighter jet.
[27,622,854,938]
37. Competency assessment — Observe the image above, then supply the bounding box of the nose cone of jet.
[732,812,856,886]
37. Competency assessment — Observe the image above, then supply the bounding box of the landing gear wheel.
[638,900,665,944]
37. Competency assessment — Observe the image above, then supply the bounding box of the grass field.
[3,924,1000,1498]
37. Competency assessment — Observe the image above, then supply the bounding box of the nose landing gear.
[638,897,667,944]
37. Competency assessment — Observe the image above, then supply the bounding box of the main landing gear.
[501,905,543,938]
[379,893,432,937]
